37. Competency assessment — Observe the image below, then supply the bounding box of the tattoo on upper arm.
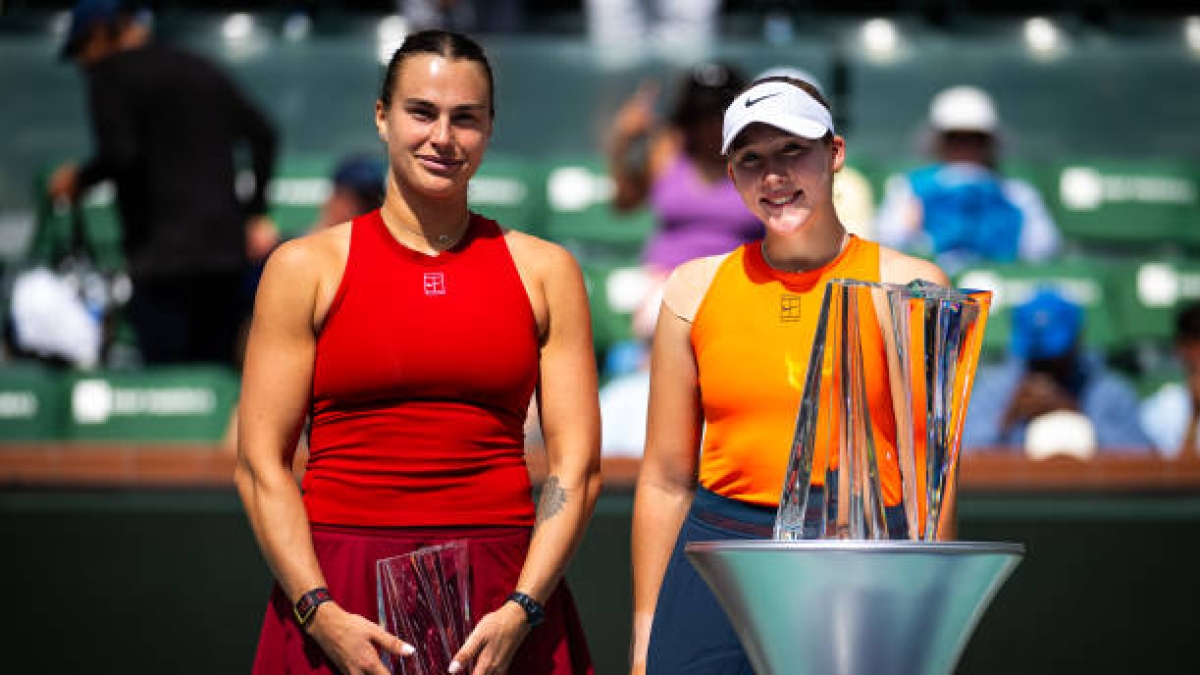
[534,475,567,530]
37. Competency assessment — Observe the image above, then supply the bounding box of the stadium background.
[1,1,1199,673]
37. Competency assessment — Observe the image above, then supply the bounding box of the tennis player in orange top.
[629,76,951,675]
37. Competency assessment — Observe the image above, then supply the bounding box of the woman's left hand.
[449,600,530,675]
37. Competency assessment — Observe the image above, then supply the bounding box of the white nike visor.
[721,81,835,155]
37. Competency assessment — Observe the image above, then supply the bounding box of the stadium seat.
[541,155,654,264]
[954,259,1127,360]
[62,365,240,443]
[267,155,335,239]
[468,152,546,236]
[1047,159,1200,252]
[0,362,66,441]
[1108,257,1200,348]
[580,261,647,370]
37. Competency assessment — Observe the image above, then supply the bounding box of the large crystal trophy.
[776,279,990,541]
[377,541,472,675]
[686,279,1024,675]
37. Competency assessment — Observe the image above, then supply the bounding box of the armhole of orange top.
[661,253,729,324]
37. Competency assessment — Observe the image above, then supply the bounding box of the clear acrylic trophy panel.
[377,541,472,675]
[775,279,992,542]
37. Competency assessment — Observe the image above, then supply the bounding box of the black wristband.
[507,591,545,628]
[294,587,333,627]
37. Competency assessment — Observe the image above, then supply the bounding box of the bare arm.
[452,236,602,675]
[234,235,408,673]
[629,301,704,673]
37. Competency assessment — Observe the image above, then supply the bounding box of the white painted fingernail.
[401,643,415,656]
[448,661,462,674]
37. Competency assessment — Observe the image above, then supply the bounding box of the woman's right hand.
[307,602,414,675]
[610,80,660,148]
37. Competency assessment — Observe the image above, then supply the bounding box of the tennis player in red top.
[629,76,951,674]
[236,30,600,675]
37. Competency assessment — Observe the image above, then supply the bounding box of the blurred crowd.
[2,0,1198,462]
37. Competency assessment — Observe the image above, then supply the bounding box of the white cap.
[1024,411,1097,461]
[928,85,999,134]
[721,81,834,154]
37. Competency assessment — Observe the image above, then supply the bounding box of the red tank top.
[303,211,539,527]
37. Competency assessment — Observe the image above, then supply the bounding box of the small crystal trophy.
[377,541,472,675]
[775,279,991,541]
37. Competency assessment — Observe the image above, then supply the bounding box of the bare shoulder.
[259,223,352,308]
[503,228,580,279]
[663,253,728,323]
[878,245,950,287]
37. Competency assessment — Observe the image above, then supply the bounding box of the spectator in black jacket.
[48,0,279,367]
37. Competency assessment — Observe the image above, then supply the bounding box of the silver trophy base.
[685,540,1024,675]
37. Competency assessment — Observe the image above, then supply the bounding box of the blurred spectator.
[598,367,649,457]
[398,0,524,33]
[48,0,278,367]
[585,0,720,63]
[596,63,752,454]
[1140,301,1200,458]
[964,287,1153,456]
[312,153,387,232]
[606,61,756,343]
[874,85,1060,274]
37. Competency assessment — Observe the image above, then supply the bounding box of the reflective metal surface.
[686,540,1024,675]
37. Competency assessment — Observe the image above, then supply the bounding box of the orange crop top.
[689,236,906,508]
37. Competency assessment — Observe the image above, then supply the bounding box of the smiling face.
[374,53,493,201]
[726,123,844,236]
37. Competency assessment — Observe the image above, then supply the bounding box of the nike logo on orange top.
[745,92,782,107]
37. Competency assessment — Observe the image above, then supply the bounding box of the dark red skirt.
[251,524,593,674]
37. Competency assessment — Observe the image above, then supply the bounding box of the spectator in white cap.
[629,75,952,675]
[874,85,1061,274]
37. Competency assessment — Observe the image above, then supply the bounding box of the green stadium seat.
[267,155,336,239]
[1048,159,1200,252]
[541,156,654,264]
[954,259,1127,360]
[0,362,66,441]
[468,153,546,236]
[580,261,648,367]
[1108,257,1200,348]
[62,365,240,443]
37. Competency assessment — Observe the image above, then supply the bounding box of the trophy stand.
[686,540,1023,675]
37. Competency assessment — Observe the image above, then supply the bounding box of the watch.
[294,587,333,627]
[507,591,545,628]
